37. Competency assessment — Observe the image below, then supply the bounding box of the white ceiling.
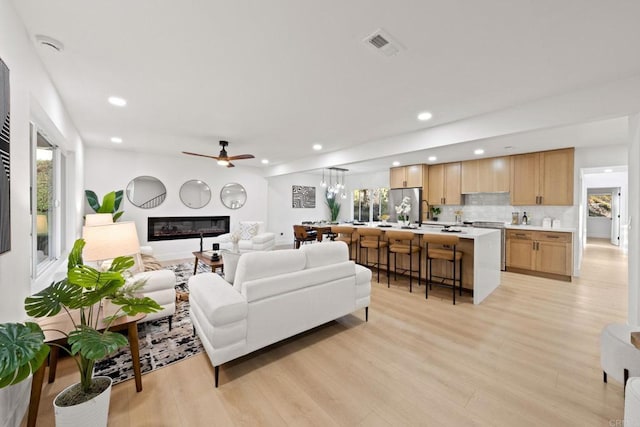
[12,0,640,173]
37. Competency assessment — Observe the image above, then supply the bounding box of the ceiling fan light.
[217,159,229,166]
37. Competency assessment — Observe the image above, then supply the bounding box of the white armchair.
[214,221,275,252]
[135,246,177,329]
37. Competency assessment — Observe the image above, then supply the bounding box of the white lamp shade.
[84,213,114,226]
[82,222,140,262]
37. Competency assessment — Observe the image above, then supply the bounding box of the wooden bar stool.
[386,230,421,292]
[358,227,388,282]
[331,226,358,260]
[423,234,463,304]
[293,225,317,249]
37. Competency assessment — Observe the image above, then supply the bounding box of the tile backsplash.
[433,193,577,227]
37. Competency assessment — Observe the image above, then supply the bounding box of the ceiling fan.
[182,140,255,167]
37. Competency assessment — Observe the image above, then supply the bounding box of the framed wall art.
[0,58,10,254]
[292,185,315,208]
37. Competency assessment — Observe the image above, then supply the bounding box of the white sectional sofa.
[188,241,372,386]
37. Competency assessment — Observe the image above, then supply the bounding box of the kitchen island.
[352,224,501,304]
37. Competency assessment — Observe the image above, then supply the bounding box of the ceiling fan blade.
[182,151,221,160]
[227,162,235,168]
[227,154,255,160]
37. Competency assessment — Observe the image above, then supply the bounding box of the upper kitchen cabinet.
[461,156,511,193]
[428,162,461,205]
[390,164,427,188]
[510,148,574,206]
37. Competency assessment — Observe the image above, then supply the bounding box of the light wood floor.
[26,239,628,426]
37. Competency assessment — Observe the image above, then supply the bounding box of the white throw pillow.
[238,222,260,240]
[222,250,242,284]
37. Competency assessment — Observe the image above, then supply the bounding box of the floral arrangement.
[379,214,390,222]
[229,230,241,244]
[395,196,412,222]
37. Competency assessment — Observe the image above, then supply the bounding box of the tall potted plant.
[0,238,161,426]
[85,190,124,222]
[325,190,341,223]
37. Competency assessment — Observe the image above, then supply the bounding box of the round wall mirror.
[220,183,247,209]
[126,176,167,209]
[180,179,211,209]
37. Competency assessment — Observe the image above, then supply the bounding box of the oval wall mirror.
[180,179,211,209]
[126,176,167,209]
[220,183,247,209]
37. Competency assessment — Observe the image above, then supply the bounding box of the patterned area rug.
[94,262,209,385]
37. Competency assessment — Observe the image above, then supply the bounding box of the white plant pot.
[53,376,112,427]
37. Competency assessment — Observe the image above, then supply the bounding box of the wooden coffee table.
[193,251,224,275]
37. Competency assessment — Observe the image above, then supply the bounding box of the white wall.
[84,147,268,261]
[267,172,340,246]
[628,114,640,327]
[0,0,84,322]
[0,1,85,425]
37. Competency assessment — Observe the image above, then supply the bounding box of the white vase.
[54,376,112,427]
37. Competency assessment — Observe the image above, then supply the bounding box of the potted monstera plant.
[85,190,124,222]
[0,238,160,426]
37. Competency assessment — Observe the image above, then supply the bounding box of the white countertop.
[355,223,499,240]
[505,224,576,233]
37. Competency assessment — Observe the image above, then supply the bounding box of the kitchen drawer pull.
[515,233,527,237]
[546,235,560,239]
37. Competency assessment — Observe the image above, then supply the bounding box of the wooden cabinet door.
[490,156,510,192]
[535,241,571,275]
[507,238,535,270]
[540,148,574,206]
[461,160,479,193]
[405,164,423,187]
[428,164,444,205]
[510,153,539,205]
[444,162,461,205]
[390,167,406,188]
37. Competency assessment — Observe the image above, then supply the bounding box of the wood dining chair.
[293,225,317,249]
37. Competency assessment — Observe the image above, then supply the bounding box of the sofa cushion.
[299,241,349,269]
[233,249,306,292]
[239,222,261,240]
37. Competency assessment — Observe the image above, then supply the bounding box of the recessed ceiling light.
[474,149,485,155]
[428,156,437,162]
[312,144,322,151]
[108,96,127,107]
[504,146,513,150]
[261,159,269,164]
[604,168,613,173]
[110,137,123,144]
[392,161,400,166]
[417,111,433,121]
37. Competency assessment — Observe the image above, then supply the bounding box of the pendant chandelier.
[321,167,348,199]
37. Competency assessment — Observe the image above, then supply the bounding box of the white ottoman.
[625,378,640,427]
[601,323,640,385]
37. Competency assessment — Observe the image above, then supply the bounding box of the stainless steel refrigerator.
[388,187,422,224]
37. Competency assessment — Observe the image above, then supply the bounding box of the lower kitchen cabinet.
[506,229,572,281]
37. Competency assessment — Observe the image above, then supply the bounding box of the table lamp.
[82,221,140,268]
[84,213,113,226]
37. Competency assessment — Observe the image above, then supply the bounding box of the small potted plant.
[430,206,441,221]
[0,238,161,426]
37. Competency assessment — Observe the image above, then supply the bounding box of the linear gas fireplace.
[147,216,230,241]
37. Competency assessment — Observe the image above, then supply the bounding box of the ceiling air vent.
[35,35,64,52]
[363,29,403,57]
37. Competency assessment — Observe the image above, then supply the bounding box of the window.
[31,124,65,275]
[353,188,389,222]
[588,193,612,218]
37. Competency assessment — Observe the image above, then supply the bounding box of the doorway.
[586,187,620,245]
